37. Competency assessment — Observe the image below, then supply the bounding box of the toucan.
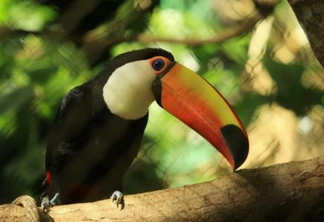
[39,48,249,211]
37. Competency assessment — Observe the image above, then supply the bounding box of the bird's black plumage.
[40,48,174,204]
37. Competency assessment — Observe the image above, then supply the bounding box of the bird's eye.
[152,59,165,71]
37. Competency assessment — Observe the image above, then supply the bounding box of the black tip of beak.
[220,124,249,171]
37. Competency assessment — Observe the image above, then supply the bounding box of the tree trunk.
[1,157,324,222]
[289,0,324,68]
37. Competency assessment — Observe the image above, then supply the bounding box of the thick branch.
[289,0,324,68]
[1,157,324,221]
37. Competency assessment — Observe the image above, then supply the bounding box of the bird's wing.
[45,84,94,170]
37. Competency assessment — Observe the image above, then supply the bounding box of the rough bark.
[289,0,324,68]
[1,157,324,222]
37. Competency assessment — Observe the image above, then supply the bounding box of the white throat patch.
[103,60,156,120]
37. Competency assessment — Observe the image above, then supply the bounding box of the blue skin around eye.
[152,59,165,71]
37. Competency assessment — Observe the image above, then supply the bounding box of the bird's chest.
[54,116,139,181]
[51,109,147,203]
[69,117,135,168]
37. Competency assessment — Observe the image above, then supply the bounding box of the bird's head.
[103,48,249,170]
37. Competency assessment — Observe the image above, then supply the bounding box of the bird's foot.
[50,193,60,206]
[41,195,51,213]
[110,190,124,210]
[41,193,60,213]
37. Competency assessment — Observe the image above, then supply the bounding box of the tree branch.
[1,157,324,222]
[0,11,263,58]
[125,12,263,46]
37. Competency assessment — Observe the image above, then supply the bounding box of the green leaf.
[264,58,323,116]
[0,86,34,115]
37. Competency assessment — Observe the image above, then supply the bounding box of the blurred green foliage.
[0,0,323,204]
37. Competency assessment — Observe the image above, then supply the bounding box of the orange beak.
[152,62,249,170]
